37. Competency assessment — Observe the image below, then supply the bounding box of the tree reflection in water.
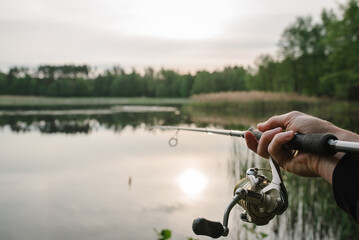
[0,108,191,134]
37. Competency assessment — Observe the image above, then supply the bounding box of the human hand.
[245,111,358,184]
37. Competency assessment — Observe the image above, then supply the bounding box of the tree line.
[247,0,359,100]
[0,65,247,98]
[0,0,358,100]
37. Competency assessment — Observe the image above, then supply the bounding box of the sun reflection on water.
[178,168,207,196]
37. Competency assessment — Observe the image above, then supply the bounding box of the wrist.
[317,153,343,184]
[321,126,359,184]
[329,125,359,142]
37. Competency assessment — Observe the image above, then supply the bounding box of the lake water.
[0,104,357,240]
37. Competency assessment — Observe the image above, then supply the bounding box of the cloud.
[0,0,348,72]
[0,17,275,72]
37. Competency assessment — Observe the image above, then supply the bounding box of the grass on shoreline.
[0,96,191,106]
[186,91,359,131]
[191,91,322,103]
[0,91,323,106]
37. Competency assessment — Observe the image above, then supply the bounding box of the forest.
[0,0,358,100]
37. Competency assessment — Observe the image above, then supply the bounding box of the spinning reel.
[192,157,287,238]
[157,125,359,238]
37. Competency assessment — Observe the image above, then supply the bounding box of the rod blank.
[157,126,359,155]
[329,139,359,154]
[156,126,245,137]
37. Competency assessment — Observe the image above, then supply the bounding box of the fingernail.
[257,122,264,127]
[284,130,294,137]
[274,127,283,132]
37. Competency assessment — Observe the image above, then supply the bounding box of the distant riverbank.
[0,91,358,135]
[0,96,191,107]
[0,91,325,107]
[1,92,358,132]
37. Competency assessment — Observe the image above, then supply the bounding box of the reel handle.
[248,128,338,156]
[192,218,225,238]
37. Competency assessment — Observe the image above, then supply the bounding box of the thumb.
[245,131,258,153]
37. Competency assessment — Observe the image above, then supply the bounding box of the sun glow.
[178,168,207,196]
[115,0,235,40]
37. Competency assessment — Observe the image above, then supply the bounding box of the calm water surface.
[0,104,357,240]
[0,106,237,240]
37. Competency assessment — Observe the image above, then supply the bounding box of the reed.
[191,91,321,103]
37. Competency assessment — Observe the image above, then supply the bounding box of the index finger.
[257,111,302,132]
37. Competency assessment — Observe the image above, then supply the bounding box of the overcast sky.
[0,0,346,73]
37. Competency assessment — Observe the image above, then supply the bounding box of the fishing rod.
[157,126,359,156]
[156,126,359,239]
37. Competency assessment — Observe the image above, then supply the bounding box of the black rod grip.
[247,128,338,156]
[286,133,337,156]
[192,218,224,238]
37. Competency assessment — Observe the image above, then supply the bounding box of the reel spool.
[234,168,278,226]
